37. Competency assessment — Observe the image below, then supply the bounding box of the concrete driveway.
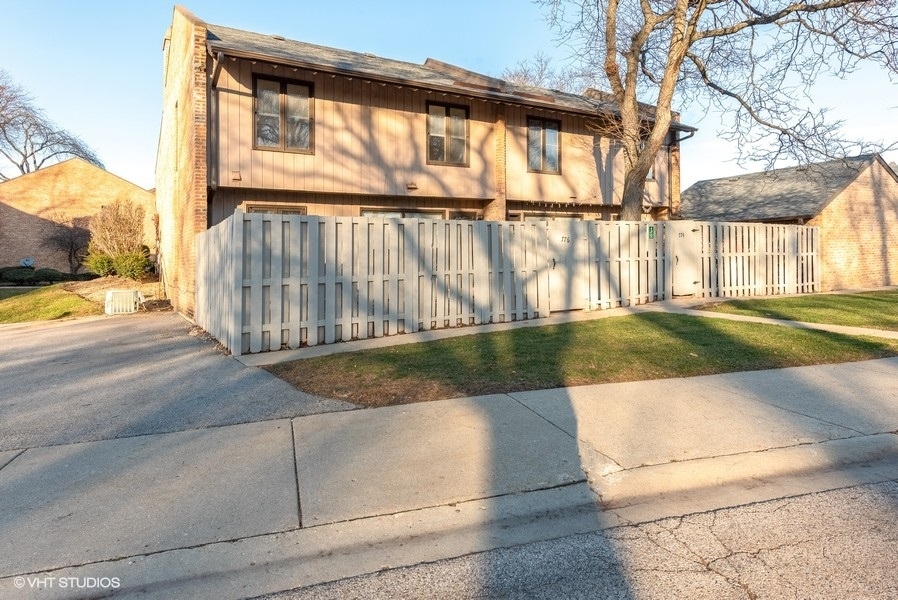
[0,313,354,451]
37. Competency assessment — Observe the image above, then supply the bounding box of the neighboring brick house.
[679,154,898,291]
[0,158,156,273]
[156,7,695,317]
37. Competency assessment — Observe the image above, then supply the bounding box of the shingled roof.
[679,155,883,222]
[204,21,685,127]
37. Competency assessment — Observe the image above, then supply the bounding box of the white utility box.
[105,290,141,315]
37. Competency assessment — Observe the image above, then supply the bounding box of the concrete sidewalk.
[3,356,898,598]
[2,296,898,598]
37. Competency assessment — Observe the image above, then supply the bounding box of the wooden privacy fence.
[689,222,820,298]
[196,214,819,356]
[197,213,549,355]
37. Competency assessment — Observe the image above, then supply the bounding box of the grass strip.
[267,312,898,408]
[0,285,103,323]
[700,290,898,331]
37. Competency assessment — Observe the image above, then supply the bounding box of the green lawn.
[0,285,103,323]
[700,290,898,331]
[267,312,898,407]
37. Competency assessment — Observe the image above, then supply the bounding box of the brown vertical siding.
[210,189,486,226]
[213,61,498,200]
[212,63,673,214]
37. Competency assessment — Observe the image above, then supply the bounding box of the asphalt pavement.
[1,300,898,599]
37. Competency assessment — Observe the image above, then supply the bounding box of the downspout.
[208,51,223,197]
[211,51,224,88]
[668,124,696,218]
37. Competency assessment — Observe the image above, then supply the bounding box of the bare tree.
[536,0,898,219]
[0,69,103,181]
[41,213,91,274]
[501,51,591,92]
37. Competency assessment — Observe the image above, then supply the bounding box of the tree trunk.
[619,171,647,221]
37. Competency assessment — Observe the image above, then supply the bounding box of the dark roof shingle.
[679,155,877,222]
[205,22,639,119]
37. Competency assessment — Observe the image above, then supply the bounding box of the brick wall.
[0,158,156,273]
[156,7,208,318]
[809,158,898,290]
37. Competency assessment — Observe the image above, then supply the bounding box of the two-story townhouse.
[156,6,694,317]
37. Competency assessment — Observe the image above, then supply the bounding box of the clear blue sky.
[1,1,895,190]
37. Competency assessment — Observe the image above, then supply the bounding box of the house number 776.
[560,236,571,243]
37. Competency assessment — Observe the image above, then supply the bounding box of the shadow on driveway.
[0,313,354,451]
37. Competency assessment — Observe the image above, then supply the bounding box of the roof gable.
[679,155,876,221]
[0,158,153,216]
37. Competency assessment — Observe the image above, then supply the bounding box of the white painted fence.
[692,222,820,298]
[197,213,549,355]
[196,213,819,356]
[546,220,668,311]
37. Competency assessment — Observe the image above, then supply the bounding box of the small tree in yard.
[41,213,91,274]
[84,199,149,279]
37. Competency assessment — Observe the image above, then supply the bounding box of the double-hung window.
[527,117,560,173]
[427,103,468,166]
[254,76,313,152]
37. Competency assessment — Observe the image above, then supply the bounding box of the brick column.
[669,132,682,218]
[483,106,507,221]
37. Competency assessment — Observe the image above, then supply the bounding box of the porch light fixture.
[406,182,418,190]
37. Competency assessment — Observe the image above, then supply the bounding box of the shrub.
[82,198,148,280]
[111,252,150,280]
[0,265,34,275]
[33,268,66,283]
[84,253,115,276]
[2,268,36,285]
[88,199,145,256]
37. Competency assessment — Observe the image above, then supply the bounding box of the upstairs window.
[427,103,468,166]
[527,117,560,173]
[254,76,313,152]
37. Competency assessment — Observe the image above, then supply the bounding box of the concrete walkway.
[2,296,898,598]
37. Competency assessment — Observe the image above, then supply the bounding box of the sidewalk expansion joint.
[1,481,597,581]
[605,434,875,474]
[290,420,303,528]
[1,526,306,580]
[504,392,578,441]
[0,414,305,454]
[0,449,26,472]
[298,480,591,530]
[699,380,868,437]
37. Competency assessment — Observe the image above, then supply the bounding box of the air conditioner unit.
[105,290,141,315]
